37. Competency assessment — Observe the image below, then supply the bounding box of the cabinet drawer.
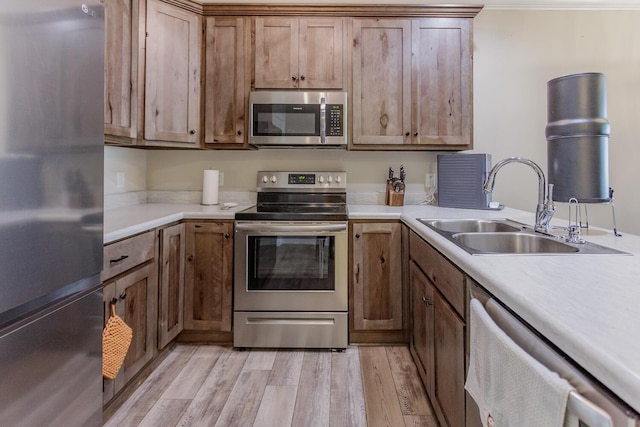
[102,230,156,281]
[409,231,465,317]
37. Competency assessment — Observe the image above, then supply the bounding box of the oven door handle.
[235,223,347,233]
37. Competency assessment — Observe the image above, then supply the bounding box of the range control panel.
[257,171,347,191]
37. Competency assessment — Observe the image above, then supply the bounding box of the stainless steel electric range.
[234,171,348,349]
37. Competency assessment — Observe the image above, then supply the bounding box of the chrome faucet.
[483,157,556,233]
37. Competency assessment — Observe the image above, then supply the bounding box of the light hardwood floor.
[104,344,437,427]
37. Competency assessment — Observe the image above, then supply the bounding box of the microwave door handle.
[320,97,326,144]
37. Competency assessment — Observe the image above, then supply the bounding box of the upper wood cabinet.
[352,18,473,150]
[254,17,344,89]
[144,0,202,147]
[352,19,411,147]
[204,17,250,148]
[412,19,472,148]
[104,0,142,144]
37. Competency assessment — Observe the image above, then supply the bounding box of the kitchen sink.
[418,218,524,233]
[417,218,628,255]
[453,232,579,254]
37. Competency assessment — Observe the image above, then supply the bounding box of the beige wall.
[472,9,640,234]
[105,7,640,234]
[104,146,147,194]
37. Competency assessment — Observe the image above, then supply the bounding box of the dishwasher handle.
[567,391,613,427]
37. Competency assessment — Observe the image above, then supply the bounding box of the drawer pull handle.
[110,255,129,264]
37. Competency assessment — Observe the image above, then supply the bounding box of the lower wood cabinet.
[182,221,233,339]
[350,220,407,343]
[158,222,186,349]
[410,261,435,393]
[102,260,158,403]
[409,230,466,427]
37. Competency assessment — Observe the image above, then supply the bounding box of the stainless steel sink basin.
[453,232,579,254]
[417,218,628,255]
[418,218,524,233]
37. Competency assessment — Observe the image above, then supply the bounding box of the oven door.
[234,221,348,312]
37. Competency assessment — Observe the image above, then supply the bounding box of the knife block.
[385,179,405,206]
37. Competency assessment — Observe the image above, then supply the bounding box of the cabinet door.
[158,223,185,349]
[298,18,344,89]
[102,282,117,404]
[144,0,201,146]
[434,291,466,427]
[254,17,298,89]
[204,17,248,147]
[352,19,412,146]
[104,0,139,142]
[412,18,472,148]
[184,222,233,331]
[410,261,435,396]
[352,222,403,332]
[106,262,158,393]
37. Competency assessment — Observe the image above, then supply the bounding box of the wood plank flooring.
[104,344,437,427]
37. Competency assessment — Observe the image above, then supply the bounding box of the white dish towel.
[465,298,574,427]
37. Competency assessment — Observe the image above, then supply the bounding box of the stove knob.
[336,176,342,183]
[261,175,268,183]
[318,176,325,183]
[327,176,333,183]
[270,175,277,183]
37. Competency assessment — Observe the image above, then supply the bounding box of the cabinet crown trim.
[201,3,483,18]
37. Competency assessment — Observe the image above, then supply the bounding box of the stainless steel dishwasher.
[467,281,639,427]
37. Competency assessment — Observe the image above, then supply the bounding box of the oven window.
[253,104,319,136]
[247,235,335,291]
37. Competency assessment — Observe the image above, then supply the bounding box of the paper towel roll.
[202,169,219,205]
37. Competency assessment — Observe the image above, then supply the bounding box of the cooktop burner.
[235,171,347,221]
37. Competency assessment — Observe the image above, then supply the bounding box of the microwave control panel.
[326,104,343,136]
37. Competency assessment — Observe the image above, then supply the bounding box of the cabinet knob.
[237,130,242,136]
[422,296,433,308]
[291,75,298,81]
[405,132,410,137]
[300,75,306,81]
[355,233,361,238]
[110,298,118,305]
[187,254,194,262]
[119,292,127,300]
[189,129,196,135]
[225,233,230,239]
[414,132,419,137]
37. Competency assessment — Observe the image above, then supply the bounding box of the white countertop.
[104,203,253,244]
[105,202,640,412]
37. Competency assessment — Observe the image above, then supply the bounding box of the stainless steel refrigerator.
[0,1,104,425]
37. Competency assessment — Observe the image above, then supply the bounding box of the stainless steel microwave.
[249,91,347,148]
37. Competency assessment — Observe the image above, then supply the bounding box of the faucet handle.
[547,183,554,201]
[566,198,585,244]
